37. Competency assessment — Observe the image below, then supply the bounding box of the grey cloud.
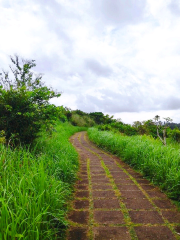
[84,59,113,77]
[76,90,145,113]
[168,0,180,16]
[91,0,147,26]
[75,86,180,114]
[161,97,180,110]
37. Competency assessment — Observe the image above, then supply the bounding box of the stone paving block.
[78,175,88,181]
[94,210,124,224]
[94,199,120,209]
[117,184,140,191]
[92,190,116,198]
[175,226,180,235]
[68,210,89,224]
[80,167,87,171]
[91,175,107,179]
[128,172,143,178]
[74,200,89,209]
[111,173,130,179]
[153,199,175,209]
[134,226,176,240]
[75,191,89,198]
[146,190,167,198]
[92,184,113,190]
[79,171,87,175]
[135,179,151,184]
[109,169,124,173]
[90,163,102,166]
[67,227,89,240]
[90,170,106,174]
[124,198,154,210]
[161,210,180,223]
[93,227,131,240]
[90,167,104,171]
[103,160,115,164]
[116,179,135,185]
[77,179,89,185]
[129,210,164,224]
[120,190,146,198]
[140,184,157,191]
[105,164,118,168]
[76,184,88,190]
[91,178,110,184]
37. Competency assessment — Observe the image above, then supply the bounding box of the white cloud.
[1,0,180,123]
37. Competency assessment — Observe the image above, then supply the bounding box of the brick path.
[66,132,180,240]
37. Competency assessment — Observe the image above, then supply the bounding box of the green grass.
[0,122,85,240]
[88,128,180,201]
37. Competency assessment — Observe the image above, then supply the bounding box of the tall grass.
[0,122,85,239]
[88,128,180,201]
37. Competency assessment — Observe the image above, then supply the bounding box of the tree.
[0,55,61,145]
[154,115,172,145]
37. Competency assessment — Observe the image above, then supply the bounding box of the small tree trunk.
[163,129,166,145]
[157,128,166,145]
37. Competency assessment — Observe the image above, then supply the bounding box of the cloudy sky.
[1,0,180,123]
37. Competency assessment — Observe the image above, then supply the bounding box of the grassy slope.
[0,122,85,240]
[88,128,180,201]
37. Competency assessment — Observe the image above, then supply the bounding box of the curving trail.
[66,132,180,240]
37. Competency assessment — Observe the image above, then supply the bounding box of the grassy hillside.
[0,122,85,240]
[88,128,180,202]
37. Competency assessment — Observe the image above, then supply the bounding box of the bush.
[70,113,95,127]
[169,128,180,143]
[0,55,60,145]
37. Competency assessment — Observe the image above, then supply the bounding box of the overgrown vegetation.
[88,128,180,201]
[0,122,85,239]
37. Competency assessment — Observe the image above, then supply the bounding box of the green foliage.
[89,112,115,125]
[0,130,6,144]
[71,113,95,127]
[169,128,180,143]
[98,121,138,136]
[88,128,180,201]
[0,122,84,239]
[98,124,112,131]
[0,55,60,145]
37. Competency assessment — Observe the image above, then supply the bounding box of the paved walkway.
[66,132,180,240]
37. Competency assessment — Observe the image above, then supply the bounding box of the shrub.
[0,55,60,145]
[169,128,180,143]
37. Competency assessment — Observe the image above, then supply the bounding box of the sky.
[0,0,180,124]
